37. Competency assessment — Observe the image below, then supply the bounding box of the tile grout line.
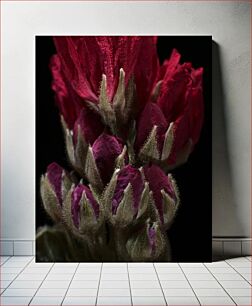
[28,261,55,305]
[95,262,103,306]
[0,256,34,296]
[153,262,168,306]
[177,263,202,305]
[203,263,238,305]
[225,260,252,286]
[1,258,250,305]
[126,263,133,306]
[61,263,80,306]
[244,256,251,262]
[1,255,12,293]
[0,255,12,266]
[0,255,12,290]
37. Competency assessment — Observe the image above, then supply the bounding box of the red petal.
[135,103,168,153]
[53,37,97,102]
[191,67,203,88]
[75,37,103,97]
[95,36,145,99]
[187,67,204,145]
[50,54,83,129]
[167,67,204,164]
[168,111,191,164]
[144,164,175,223]
[54,36,159,108]
[158,49,181,80]
[157,62,191,124]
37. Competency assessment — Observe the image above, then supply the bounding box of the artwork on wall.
[36,36,212,262]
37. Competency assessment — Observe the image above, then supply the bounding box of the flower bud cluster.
[39,37,203,261]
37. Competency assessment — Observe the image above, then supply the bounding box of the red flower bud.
[135,102,168,154]
[46,162,67,206]
[92,134,124,185]
[71,184,100,228]
[112,165,144,215]
[156,49,204,166]
[144,164,178,225]
[40,162,72,223]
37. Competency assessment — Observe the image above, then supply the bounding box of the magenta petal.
[92,134,123,184]
[73,107,104,146]
[135,102,168,153]
[112,165,144,215]
[71,184,99,227]
[71,185,84,227]
[46,162,64,205]
[144,165,175,223]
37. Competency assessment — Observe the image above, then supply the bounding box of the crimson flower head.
[40,36,205,262]
[52,36,158,104]
[51,36,159,134]
[157,49,204,165]
[51,38,203,169]
[135,48,204,168]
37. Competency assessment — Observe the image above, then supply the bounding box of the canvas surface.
[36,36,212,262]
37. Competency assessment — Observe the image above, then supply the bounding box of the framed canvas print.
[36,36,212,262]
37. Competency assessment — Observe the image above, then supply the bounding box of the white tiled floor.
[0,256,251,305]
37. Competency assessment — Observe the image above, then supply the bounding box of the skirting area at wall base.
[1,238,251,258]
[212,237,251,260]
[0,240,35,256]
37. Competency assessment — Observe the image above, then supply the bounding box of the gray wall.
[1,1,250,240]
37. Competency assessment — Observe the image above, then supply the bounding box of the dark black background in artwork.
[36,36,212,262]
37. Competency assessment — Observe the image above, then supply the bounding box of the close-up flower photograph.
[1,1,251,306]
[36,36,212,262]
